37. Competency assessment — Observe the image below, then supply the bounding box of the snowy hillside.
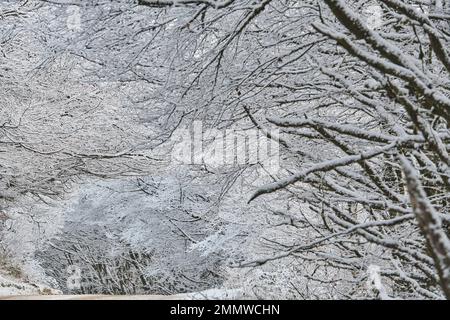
[0,270,61,296]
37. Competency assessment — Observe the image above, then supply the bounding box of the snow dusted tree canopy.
[1,0,450,300]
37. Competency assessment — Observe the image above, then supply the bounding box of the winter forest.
[0,0,450,300]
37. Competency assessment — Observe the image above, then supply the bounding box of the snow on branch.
[401,156,450,299]
[137,0,235,8]
[249,142,399,203]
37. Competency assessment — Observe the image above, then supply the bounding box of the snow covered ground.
[0,269,242,299]
[0,270,61,296]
